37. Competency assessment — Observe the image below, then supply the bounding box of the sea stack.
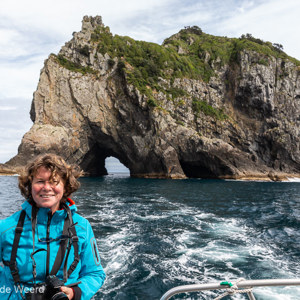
[3,16,300,180]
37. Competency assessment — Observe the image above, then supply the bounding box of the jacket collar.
[22,198,77,223]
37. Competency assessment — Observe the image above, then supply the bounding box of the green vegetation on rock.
[56,24,300,111]
[54,54,98,75]
[89,25,299,104]
[192,98,228,121]
[89,25,218,101]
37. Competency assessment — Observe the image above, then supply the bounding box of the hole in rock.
[105,157,130,175]
[180,160,216,178]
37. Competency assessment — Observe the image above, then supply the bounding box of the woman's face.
[31,166,65,213]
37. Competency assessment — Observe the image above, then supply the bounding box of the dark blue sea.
[1,175,300,299]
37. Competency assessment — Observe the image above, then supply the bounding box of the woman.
[0,154,106,299]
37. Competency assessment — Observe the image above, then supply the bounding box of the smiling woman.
[31,166,65,213]
[18,154,82,208]
[0,153,106,300]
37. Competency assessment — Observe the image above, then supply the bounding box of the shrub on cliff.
[192,98,228,121]
[55,54,98,75]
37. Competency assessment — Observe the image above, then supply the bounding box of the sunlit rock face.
[4,16,300,180]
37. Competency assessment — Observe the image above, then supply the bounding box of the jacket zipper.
[46,211,53,276]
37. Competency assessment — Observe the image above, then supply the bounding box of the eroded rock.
[4,16,300,180]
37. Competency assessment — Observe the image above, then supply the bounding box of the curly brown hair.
[18,153,83,203]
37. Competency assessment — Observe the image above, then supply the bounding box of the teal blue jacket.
[0,199,106,299]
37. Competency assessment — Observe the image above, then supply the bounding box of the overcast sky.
[0,0,299,164]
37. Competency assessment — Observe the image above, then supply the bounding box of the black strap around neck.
[66,223,80,280]
[50,213,70,276]
[50,203,80,281]
[7,204,80,285]
[8,210,26,284]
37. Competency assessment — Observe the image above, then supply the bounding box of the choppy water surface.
[1,175,300,299]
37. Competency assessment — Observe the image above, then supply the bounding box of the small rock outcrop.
[3,16,300,180]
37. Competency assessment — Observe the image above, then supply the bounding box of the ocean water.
[0,175,300,299]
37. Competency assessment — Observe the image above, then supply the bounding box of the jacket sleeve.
[0,220,3,273]
[77,219,106,299]
[0,219,6,286]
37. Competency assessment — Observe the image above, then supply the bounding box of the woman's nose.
[43,181,52,190]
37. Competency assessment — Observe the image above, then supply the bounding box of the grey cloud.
[0,97,32,163]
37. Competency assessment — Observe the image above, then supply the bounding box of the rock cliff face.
[3,16,300,180]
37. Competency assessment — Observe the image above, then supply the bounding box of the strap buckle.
[71,236,79,242]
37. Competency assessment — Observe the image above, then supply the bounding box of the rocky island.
[1,16,300,180]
